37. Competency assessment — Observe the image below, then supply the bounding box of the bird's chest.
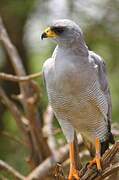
[46,56,92,115]
[55,54,91,91]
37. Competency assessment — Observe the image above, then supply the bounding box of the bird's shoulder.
[89,51,108,92]
[89,51,105,71]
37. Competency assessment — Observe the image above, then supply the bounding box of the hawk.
[41,19,114,180]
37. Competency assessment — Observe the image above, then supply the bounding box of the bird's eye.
[51,26,65,35]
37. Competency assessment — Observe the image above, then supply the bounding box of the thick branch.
[80,142,119,180]
[96,162,119,180]
[0,160,25,180]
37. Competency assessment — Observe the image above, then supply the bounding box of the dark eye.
[51,26,65,34]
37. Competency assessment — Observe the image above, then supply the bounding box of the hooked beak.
[41,32,47,40]
[41,27,58,40]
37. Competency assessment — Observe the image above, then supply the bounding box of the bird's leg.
[88,138,102,172]
[68,142,80,180]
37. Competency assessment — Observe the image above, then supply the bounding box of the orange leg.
[68,143,80,180]
[88,138,102,171]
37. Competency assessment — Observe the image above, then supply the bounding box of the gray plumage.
[42,19,114,153]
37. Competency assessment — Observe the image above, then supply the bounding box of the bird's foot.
[88,138,102,173]
[88,154,102,173]
[68,167,80,180]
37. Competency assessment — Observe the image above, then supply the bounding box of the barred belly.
[47,87,108,144]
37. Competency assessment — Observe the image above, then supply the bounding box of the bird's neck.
[58,37,89,57]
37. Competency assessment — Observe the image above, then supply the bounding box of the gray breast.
[43,54,108,143]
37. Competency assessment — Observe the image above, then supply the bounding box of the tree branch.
[0,17,26,77]
[96,162,119,180]
[43,105,57,154]
[0,72,42,82]
[80,142,119,180]
[26,136,83,179]
[0,160,25,180]
[0,16,51,166]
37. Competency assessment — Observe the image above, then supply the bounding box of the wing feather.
[89,51,112,131]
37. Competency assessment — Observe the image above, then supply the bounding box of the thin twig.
[0,160,25,180]
[0,72,42,82]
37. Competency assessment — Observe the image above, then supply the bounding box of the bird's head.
[41,19,83,45]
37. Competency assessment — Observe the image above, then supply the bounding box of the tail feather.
[101,132,115,155]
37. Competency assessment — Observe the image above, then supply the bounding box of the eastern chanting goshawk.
[41,19,115,180]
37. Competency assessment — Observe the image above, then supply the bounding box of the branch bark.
[80,142,119,180]
[96,162,119,180]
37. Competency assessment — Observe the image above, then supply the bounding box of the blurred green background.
[0,0,119,178]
